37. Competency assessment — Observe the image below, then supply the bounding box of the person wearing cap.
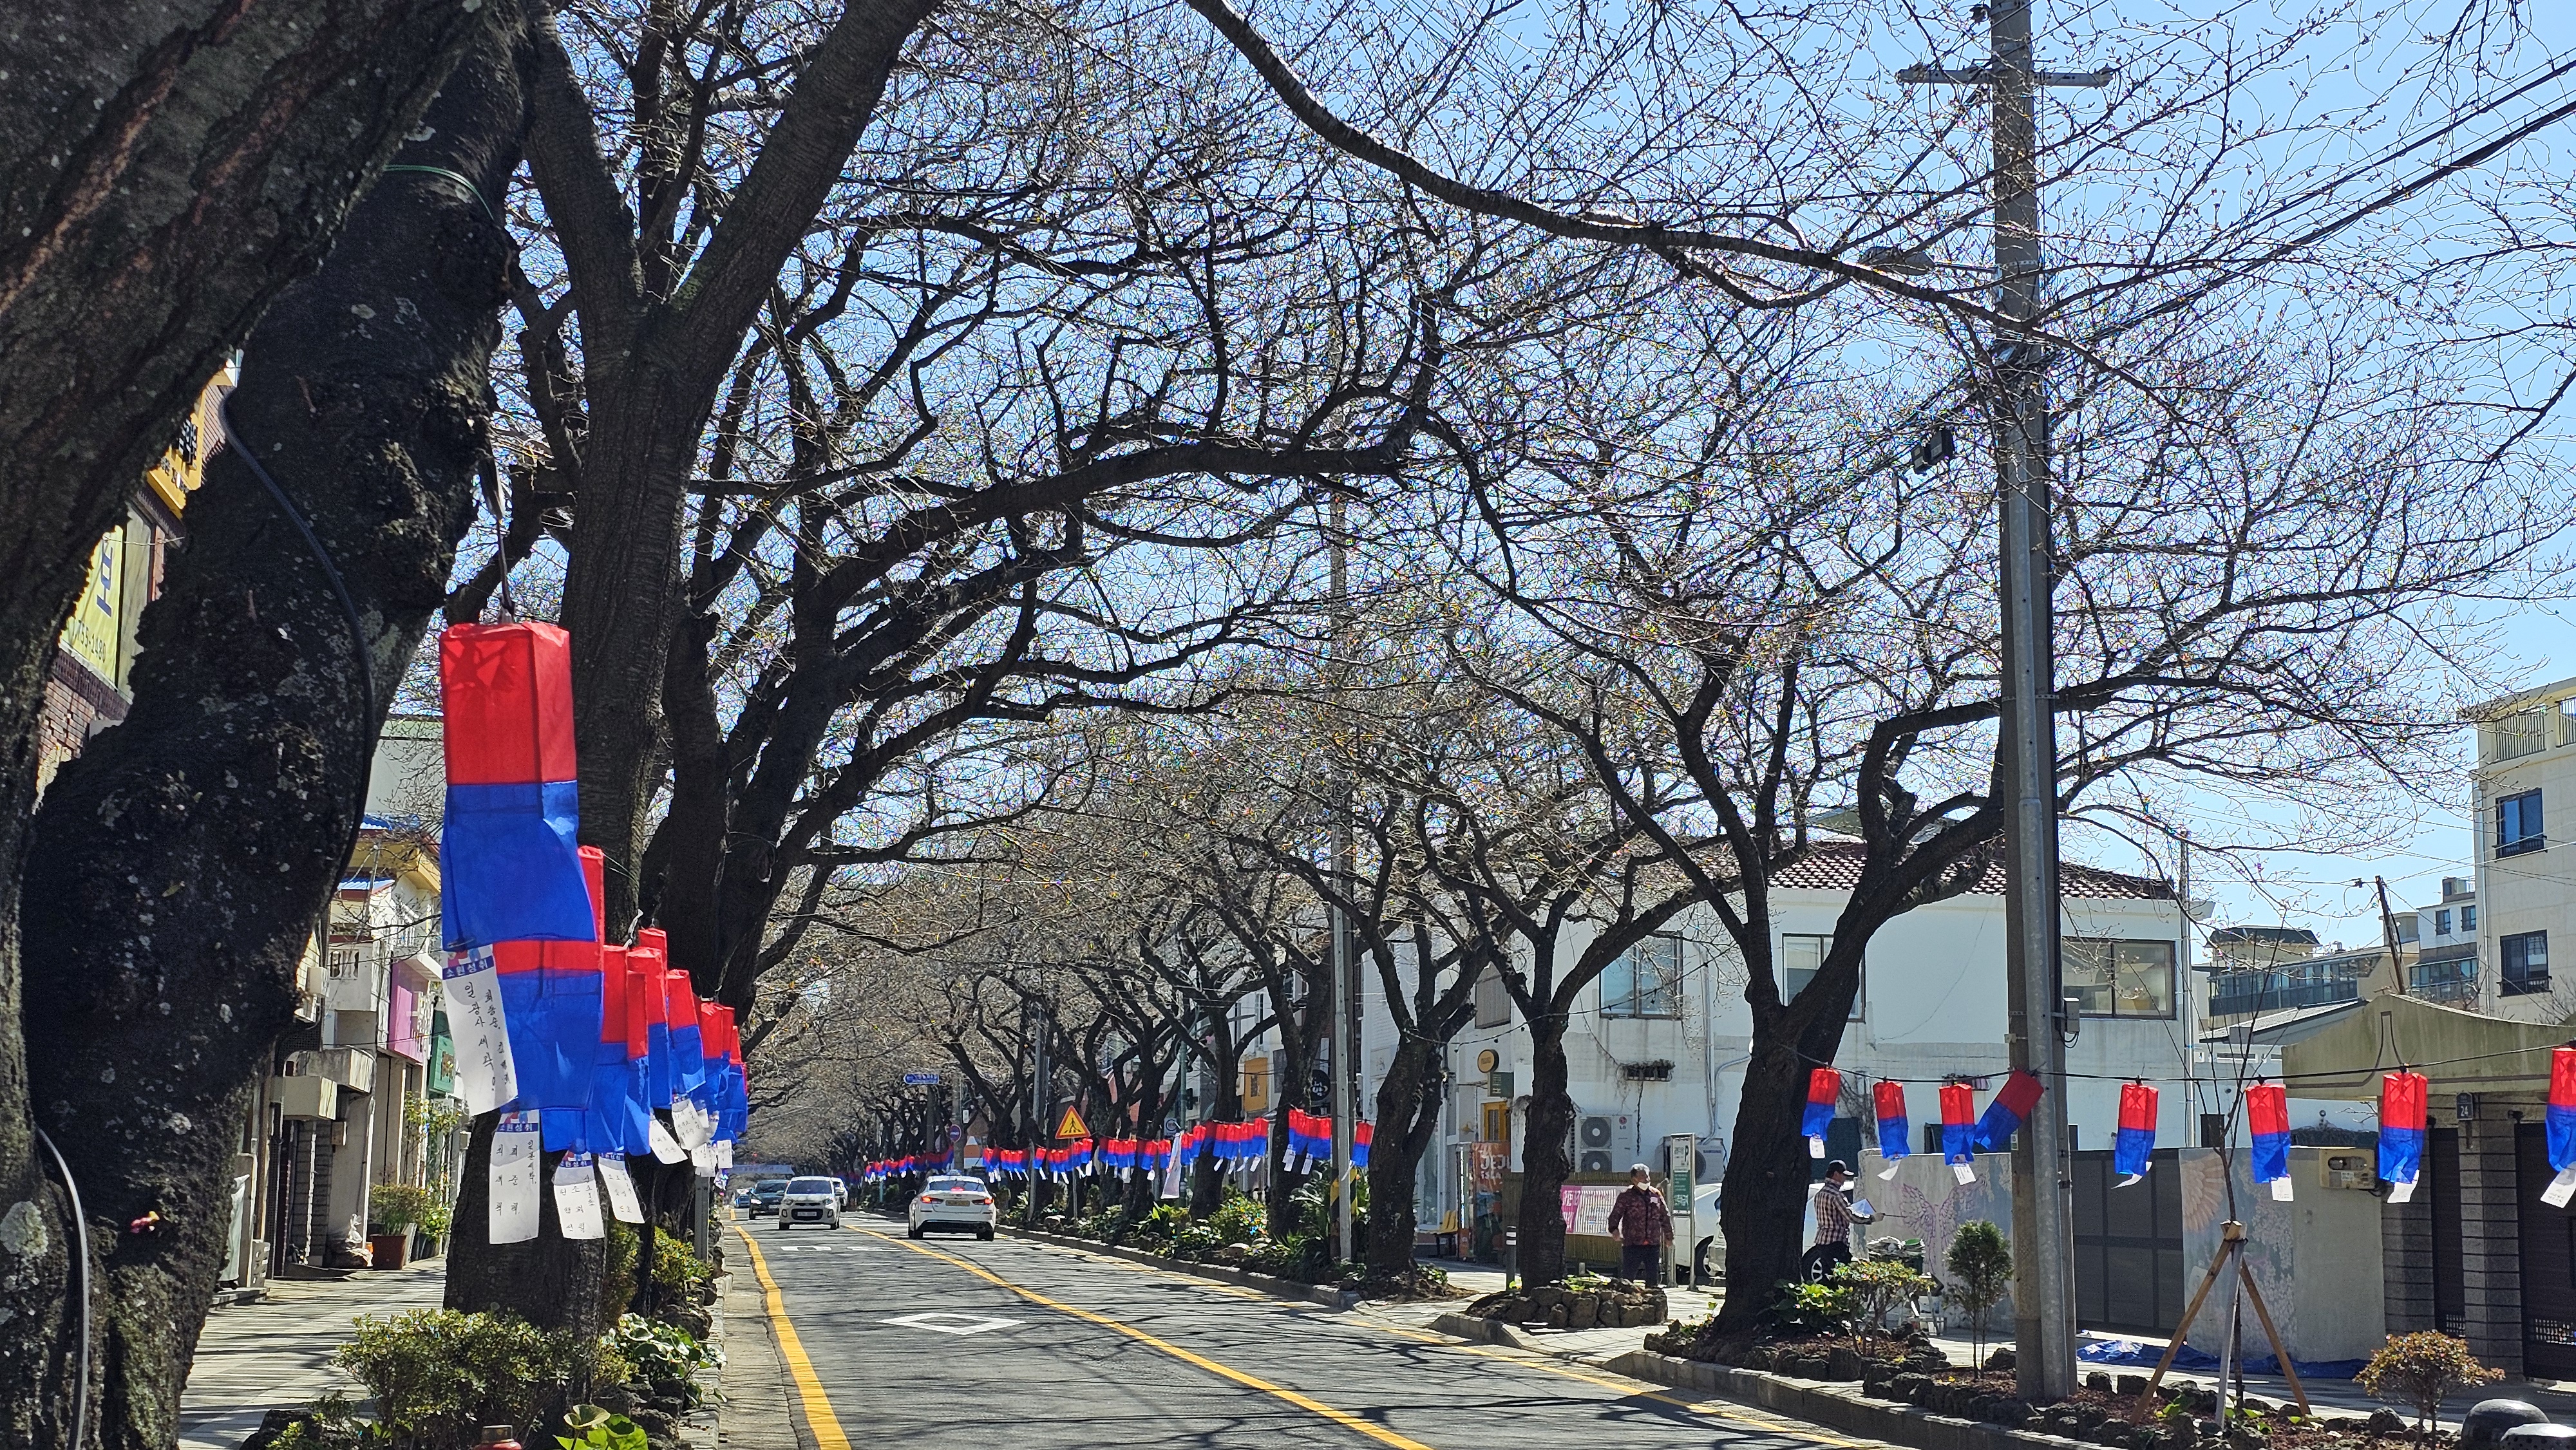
[1803,1160,1875,1279]
[1605,1163,1674,1284]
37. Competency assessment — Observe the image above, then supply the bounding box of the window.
[2500,789,2545,857]
[2465,905,2478,932]
[2063,938,2177,1019]
[1602,935,1683,1019]
[2436,910,2454,936]
[1481,1100,1511,1145]
[1473,971,1511,1028]
[2503,931,2550,997]
[1781,934,1862,1020]
[328,948,362,979]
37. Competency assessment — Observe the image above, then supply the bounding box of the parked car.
[746,1180,788,1218]
[907,1174,997,1240]
[776,1176,845,1230]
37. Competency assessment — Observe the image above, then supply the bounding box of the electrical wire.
[33,1127,89,1450]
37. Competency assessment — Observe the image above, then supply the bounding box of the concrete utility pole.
[1899,0,2110,1405]
[1025,997,1049,1228]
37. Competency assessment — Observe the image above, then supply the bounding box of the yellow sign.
[1055,1106,1090,1140]
[59,527,125,683]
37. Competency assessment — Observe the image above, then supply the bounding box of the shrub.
[600,1222,640,1333]
[336,1309,597,1450]
[368,1185,437,1235]
[645,1228,712,1309]
[1944,1221,2012,1364]
[1828,1257,1935,1355]
[2358,1332,2502,1437]
[1208,1194,1267,1247]
[1773,1279,1857,1337]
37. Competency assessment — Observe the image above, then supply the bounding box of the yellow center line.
[866,1228,1440,1450]
[732,1226,853,1450]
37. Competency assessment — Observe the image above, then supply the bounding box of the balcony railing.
[2207,977,2360,1019]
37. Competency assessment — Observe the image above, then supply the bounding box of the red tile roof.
[1768,838,2175,901]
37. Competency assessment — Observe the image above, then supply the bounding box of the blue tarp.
[2078,1339,2364,1380]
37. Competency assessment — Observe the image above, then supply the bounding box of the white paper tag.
[1879,1160,1903,1181]
[2387,1177,2418,1203]
[673,1098,714,1149]
[647,1116,686,1164]
[2116,1174,2145,1189]
[2267,1175,2293,1200]
[689,1142,717,1176]
[489,1111,542,1245]
[715,1140,734,1169]
[553,1152,605,1240]
[442,950,518,1115]
[1809,1137,1826,1159]
[2544,1166,2576,1208]
[1951,1162,1977,1185]
[597,1153,645,1223]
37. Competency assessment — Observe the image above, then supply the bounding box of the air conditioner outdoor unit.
[1577,1113,1630,1173]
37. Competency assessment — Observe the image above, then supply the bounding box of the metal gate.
[2515,1124,2576,1377]
[2072,1148,2186,1337]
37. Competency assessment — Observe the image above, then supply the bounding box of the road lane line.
[732,1227,854,1450]
[867,1229,1441,1450]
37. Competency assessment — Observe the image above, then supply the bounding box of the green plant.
[599,1221,640,1333]
[367,1185,436,1236]
[336,1309,595,1450]
[404,1097,468,1140]
[2357,1332,2502,1438]
[611,1313,720,1403]
[1828,1257,1936,1355]
[556,1406,649,1450]
[1772,1279,1857,1336]
[1944,1221,2013,1366]
[646,1228,712,1310]
[1208,1194,1267,1247]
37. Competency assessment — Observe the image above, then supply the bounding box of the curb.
[996,1224,1365,1310]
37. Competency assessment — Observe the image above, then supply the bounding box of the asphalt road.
[733,1216,1881,1450]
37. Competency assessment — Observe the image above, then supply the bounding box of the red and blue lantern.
[2379,1070,2428,1201]
[2550,1049,2576,1181]
[1353,1120,1374,1170]
[439,624,597,950]
[495,845,607,1150]
[2114,1082,2157,1183]
[2248,1082,2291,1196]
[1873,1081,1909,1167]
[589,944,652,1156]
[1973,1069,2045,1153]
[1939,1083,1976,1182]
[1803,1068,1841,1157]
[631,930,675,1109]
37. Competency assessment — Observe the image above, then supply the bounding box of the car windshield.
[787,1178,838,1194]
[753,1182,783,1195]
[930,1177,985,1192]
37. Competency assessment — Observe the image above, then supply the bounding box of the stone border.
[1596,1351,2099,1450]
[998,1225,1365,1310]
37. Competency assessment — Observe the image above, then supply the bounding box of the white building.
[2468,679,2576,1020]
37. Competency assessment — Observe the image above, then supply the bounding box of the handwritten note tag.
[490,1111,542,1245]
[553,1151,605,1240]
[442,949,518,1115]
[596,1153,645,1223]
[647,1117,686,1164]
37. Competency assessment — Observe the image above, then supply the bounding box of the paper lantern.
[1873,1081,1911,1168]
[2248,1083,2291,1198]
[1353,1120,1374,1169]
[2379,1070,2428,1201]
[1973,1069,2045,1153]
[439,623,596,949]
[1940,1083,1976,1174]
[2114,1082,2157,1183]
[1804,1068,1842,1156]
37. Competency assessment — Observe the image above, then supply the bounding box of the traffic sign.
[1055,1106,1090,1139]
[902,1071,940,1086]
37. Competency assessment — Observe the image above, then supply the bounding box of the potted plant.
[368,1184,436,1269]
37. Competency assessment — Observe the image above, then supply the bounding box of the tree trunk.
[1513,1013,1578,1286]
[1361,1037,1444,1283]
[446,1119,609,1349]
[6,14,525,1442]
[1710,1029,1817,1331]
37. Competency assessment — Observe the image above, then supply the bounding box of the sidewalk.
[1376,1260,2575,1433]
[178,1262,448,1450]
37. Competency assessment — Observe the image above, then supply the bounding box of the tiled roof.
[1768,838,2175,901]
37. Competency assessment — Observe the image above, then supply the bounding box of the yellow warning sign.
[1054,1106,1090,1140]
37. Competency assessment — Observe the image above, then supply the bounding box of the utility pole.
[1025,997,1049,1228]
[1327,491,1359,1265]
[1900,0,2110,1405]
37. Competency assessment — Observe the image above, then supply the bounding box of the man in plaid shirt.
[1606,1164,1674,1284]
[1802,1161,1875,1280]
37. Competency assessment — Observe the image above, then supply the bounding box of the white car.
[775,1176,845,1230]
[907,1174,998,1240]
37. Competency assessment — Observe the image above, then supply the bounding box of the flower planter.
[368,1231,412,1269]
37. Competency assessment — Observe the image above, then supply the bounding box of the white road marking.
[880,1310,1024,1337]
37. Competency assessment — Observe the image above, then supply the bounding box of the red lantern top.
[440,623,576,786]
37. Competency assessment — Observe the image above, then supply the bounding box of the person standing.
[1802,1160,1875,1280]
[1606,1163,1674,1285]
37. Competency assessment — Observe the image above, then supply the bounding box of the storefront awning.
[2280,992,2576,1102]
